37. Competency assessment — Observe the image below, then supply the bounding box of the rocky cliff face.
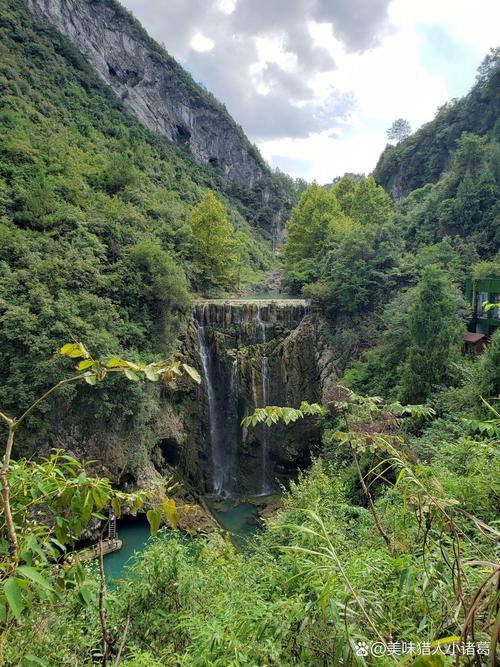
[25,0,273,198]
[169,300,339,498]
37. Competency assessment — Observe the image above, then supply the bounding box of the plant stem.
[0,375,85,558]
[98,538,113,666]
[0,426,18,557]
[352,448,392,550]
[114,606,130,666]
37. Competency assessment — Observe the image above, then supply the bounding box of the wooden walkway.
[78,538,123,561]
[78,510,121,561]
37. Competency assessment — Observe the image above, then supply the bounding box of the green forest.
[0,1,499,665]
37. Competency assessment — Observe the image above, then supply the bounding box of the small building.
[462,331,487,356]
[464,277,500,337]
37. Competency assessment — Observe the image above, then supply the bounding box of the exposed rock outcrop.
[177,300,339,497]
[25,0,287,234]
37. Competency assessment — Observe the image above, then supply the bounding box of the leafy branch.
[0,341,200,625]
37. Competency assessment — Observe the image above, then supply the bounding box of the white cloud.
[390,0,500,53]
[121,0,499,181]
[190,32,215,52]
[217,0,236,14]
[258,0,498,181]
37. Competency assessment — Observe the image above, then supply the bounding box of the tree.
[475,46,500,85]
[331,175,358,216]
[476,328,500,401]
[188,191,238,291]
[386,118,411,144]
[283,183,351,292]
[452,132,488,176]
[399,267,463,403]
[348,176,393,227]
[304,220,400,314]
[126,242,191,349]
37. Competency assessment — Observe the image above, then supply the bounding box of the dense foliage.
[0,343,200,663]
[5,388,499,665]
[373,50,500,259]
[393,131,500,256]
[0,0,283,465]
[283,176,400,317]
[0,3,499,665]
[188,191,239,290]
[374,47,500,198]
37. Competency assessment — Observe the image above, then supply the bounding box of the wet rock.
[182,300,337,497]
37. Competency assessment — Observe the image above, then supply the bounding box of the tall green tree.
[283,183,351,292]
[125,242,191,349]
[303,220,400,314]
[476,328,500,401]
[188,190,239,291]
[386,118,411,144]
[331,175,358,216]
[399,267,463,403]
[349,176,393,227]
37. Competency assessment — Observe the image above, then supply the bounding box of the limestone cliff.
[25,0,287,234]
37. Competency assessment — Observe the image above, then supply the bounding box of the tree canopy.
[386,118,411,144]
[188,190,239,290]
[399,266,464,403]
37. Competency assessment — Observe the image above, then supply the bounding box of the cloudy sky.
[121,0,499,183]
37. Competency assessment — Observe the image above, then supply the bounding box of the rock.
[258,499,282,523]
[25,0,287,236]
[183,300,338,496]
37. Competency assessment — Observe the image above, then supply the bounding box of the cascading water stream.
[194,306,228,496]
[192,299,310,498]
[256,304,266,343]
[227,356,239,493]
[260,355,271,494]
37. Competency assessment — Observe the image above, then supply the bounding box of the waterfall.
[194,306,229,497]
[256,304,266,343]
[190,299,311,498]
[260,355,271,494]
[227,357,239,493]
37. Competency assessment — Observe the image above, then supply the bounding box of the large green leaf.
[162,498,178,530]
[77,584,92,606]
[59,342,89,359]
[17,566,53,591]
[4,577,23,619]
[146,509,162,537]
[92,484,109,509]
[143,366,159,382]
[76,359,95,371]
[105,357,130,369]
[182,363,201,384]
[111,496,121,519]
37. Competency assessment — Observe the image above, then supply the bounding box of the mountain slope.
[0,0,278,473]
[373,50,500,199]
[25,0,291,237]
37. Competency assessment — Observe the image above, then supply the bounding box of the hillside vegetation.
[0,4,499,666]
[373,47,500,199]
[0,0,296,464]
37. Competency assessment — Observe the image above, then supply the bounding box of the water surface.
[103,518,174,582]
[104,501,265,580]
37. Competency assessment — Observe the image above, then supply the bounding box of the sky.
[121,0,500,184]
